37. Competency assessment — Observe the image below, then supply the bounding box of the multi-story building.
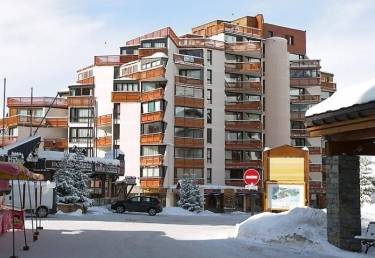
[0,14,336,210]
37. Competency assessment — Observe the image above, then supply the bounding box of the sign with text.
[243,169,260,186]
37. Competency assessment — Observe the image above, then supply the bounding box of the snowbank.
[161,207,219,216]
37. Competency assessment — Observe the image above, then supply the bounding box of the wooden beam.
[326,140,375,156]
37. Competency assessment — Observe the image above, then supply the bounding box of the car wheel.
[148,208,157,216]
[36,206,48,218]
[116,205,125,213]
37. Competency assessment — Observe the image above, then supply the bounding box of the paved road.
[0,211,361,258]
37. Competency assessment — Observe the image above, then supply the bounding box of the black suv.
[111,196,163,216]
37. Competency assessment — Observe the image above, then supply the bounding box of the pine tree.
[54,148,91,204]
[360,156,375,205]
[177,178,203,212]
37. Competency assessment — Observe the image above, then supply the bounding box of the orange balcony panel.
[141,111,164,123]
[139,67,166,80]
[45,117,68,128]
[175,75,203,87]
[44,138,68,149]
[96,136,112,148]
[7,97,68,108]
[94,55,138,66]
[225,121,262,131]
[141,88,164,102]
[77,77,95,84]
[139,48,168,58]
[291,129,309,137]
[175,117,204,128]
[225,81,261,94]
[174,96,204,108]
[310,164,322,172]
[225,42,261,53]
[225,160,262,169]
[68,96,95,107]
[140,155,164,166]
[0,136,17,147]
[126,27,179,46]
[140,133,164,145]
[173,53,204,67]
[96,114,112,127]
[174,137,204,148]
[111,92,140,102]
[308,147,322,155]
[140,178,164,189]
[321,81,337,92]
[225,101,261,111]
[290,95,320,104]
[225,62,261,74]
[225,140,262,150]
[290,78,320,87]
[175,158,204,168]
[178,38,224,50]
[290,111,305,121]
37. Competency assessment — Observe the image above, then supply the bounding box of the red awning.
[0,162,44,180]
[0,180,9,191]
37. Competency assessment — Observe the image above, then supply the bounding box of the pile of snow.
[55,206,113,217]
[56,209,84,217]
[161,207,219,216]
[361,203,375,227]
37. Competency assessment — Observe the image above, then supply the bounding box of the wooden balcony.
[225,81,261,94]
[225,101,262,111]
[174,137,204,148]
[126,27,179,46]
[7,97,68,108]
[290,77,320,87]
[290,59,320,69]
[140,177,164,189]
[290,111,305,121]
[193,22,262,38]
[0,115,45,127]
[140,133,164,145]
[225,140,262,150]
[44,138,68,149]
[45,117,68,127]
[175,117,204,128]
[309,181,322,190]
[96,114,112,127]
[225,160,262,169]
[96,136,112,148]
[94,55,138,66]
[175,75,203,88]
[111,92,140,102]
[127,67,166,81]
[139,48,168,58]
[141,111,164,123]
[77,77,95,84]
[173,53,204,67]
[140,155,164,166]
[308,147,322,155]
[291,129,309,137]
[174,158,204,168]
[225,42,261,55]
[225,62,261,75]
[321,81,337,92]
[290,95,320,104]
[310,164,322,172]
[141,88,164,102]
[225,121,262,131]
[175,96,204,108]
[67,96,95,107]
[178,38,224,50]
[0,136,17,147]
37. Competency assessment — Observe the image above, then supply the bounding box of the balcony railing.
[141,111,164,123]
[321,81,337,92]
[290,77,320,87]
[45,117,68,127]
[225,121,262,131]
[173,53,204,66]
[94,55,138,66]
[7,97,68,108]
[308,147,322,155]
[175,96,204,108]
[44,138,68,149]
[175,117,204,128]
[178,38,224,50]
[225,42,261,53]
[140,133,164,145]
[290,111,305,120]
[225,140,262,149]
[291,129,309,137]
[140,155,164,166]
[96,136,112,148]
[111,92,141,102]
[67,96,95,107]
[225,160,262,169]
[310,164,322,172]
[225,62,261,74]
[222,22,262,38]
[140,177,164,189]
[225,101,262,111]
[175,75,203,87]
[141,88,164,102]
[138,48,168,58]
[174,158,204,168]
[174,137,204,148]
[290,59,320,69]
[0,115,67,128]
[96,114,112,127]
[290,95,321,104]
[225,81,261,94]
[126,27,179,46]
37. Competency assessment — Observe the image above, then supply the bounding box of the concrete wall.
[93,66,115,116]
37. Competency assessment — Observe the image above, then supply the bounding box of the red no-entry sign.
[243,169,260,186]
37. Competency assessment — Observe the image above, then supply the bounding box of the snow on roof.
[85,157,120,166]
[0,136,41,156]
[143,52,168,59]
[38,151,120,165]
[306,79,375,117]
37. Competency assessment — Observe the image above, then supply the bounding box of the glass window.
[175,107,203,118]
[207,168,212,184]
[207,148,212,164]
[207,109,212,124]
[179,70,202,79]
[142,100,164,114]
[207,50,212,65]
[129,197,141,202]
[175,148,203,159]
[141,122,165,134]
[207,69,212,84]
[141,145,165,156]
[175,86,203,98]
[175,127,203,138]
[207,128,212,143]
[175,168,203,178]
[207,89,212,104]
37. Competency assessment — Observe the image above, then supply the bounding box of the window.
[113,103,120,120]
[114,82,139,92]
[143,42,152,48]
[207,168,212,184]
[141,145,165,156]
[141,167,164,177]
[290,69,318,78]
[207,89,212,104]
[175,86,203,98]
[291,138,307,147]
[141,59,163,70]
[129,197,141,202]
[267,31,274,37]
[142,82,165,92]
[285,35,294,45]
[179,69,202,79]
[207,128,212,144]
[225,150,261,161]
[207,148,212,164]
[175,127,203,138]
[175,106,203,118]
[225,131,261,141]
[18,108,43,117]
[291,121,305,129]
[207,50,212,65]
[142,100,165,114]
[175,168,203,179]
[69,128,93,143]
[207,109,212,124]
[207,69,212,84]
[70,108,94,123]
[225,169,243,179]
[70,87,93,96]
[141,122,165,134]
[175,148,203,159]
[154,42,166,48]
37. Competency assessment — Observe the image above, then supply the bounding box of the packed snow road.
[0,208,367,258]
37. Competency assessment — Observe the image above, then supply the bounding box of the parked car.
[111,196,162,216]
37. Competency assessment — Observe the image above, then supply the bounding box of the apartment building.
[0,14,335,210]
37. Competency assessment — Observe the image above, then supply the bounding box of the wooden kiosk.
[262,145,309,211]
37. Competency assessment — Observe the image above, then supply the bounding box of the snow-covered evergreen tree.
[177,178,203,212]
[54,148,91,204]
[360,156,375,205]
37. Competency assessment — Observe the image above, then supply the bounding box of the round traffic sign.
[243,169,260,186]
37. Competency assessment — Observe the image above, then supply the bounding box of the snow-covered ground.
[0,205,373,258]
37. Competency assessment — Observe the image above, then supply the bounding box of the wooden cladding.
[127,67,166,81]
[291,129,309,137]
[225,160,262,169]
[192,22,262,38]
[140,178,164,189]
[290,78,320,87]
[175,117,204,128]
[141,111,164,123]
[139,48,168,58]
[7,97,68,108]
[290,95,320,104]
[310,164,322,172]
[225,62,261,74]
[290,111,305,121]
[321,81,337,92]
[67,96,95,107]
[45,117,68,127]
[77,77,95,84]
[175,96,204,108]
[225,121,262,131]
[225,42,261,53]
[140,133,164,145]
[225,81,261,94]
[140,155,164,166]
[225,101,262,111]
[44,138,68,149]
[308,147,322,155]
[174,137,204,148]
[173,54,204,66]
[94,55,138,66]
[111,92,140,102]
[225,140,262,150]
[96,114,112,126]
[0,115,67,128]
[175,75,203,87]
[96,136,112,148]
[178,38,224,50]
[174,158,204,168]
[126,27,179,46]
[141,88,164,102]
